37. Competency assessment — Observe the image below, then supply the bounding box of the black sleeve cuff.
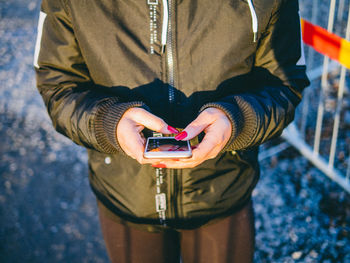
[227,96,259,150]
[94,99,149,154]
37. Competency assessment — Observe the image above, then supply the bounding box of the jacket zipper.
[166,0,175,103]
[165,0,177,221]
[171,169,179,219]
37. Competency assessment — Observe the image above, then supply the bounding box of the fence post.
[261,0,350,194]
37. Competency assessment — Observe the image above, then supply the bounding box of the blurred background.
[0,0,349,262]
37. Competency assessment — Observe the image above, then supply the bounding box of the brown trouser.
[98,201,255,263]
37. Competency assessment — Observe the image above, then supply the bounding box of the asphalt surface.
[0,0,349,262]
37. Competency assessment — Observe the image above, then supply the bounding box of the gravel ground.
[0,1,349,262]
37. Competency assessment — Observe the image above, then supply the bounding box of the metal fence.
[260,0,350,193]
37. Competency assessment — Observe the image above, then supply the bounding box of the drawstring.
[161,0,169,53]
[247,0,258,42]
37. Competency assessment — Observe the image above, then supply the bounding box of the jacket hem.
[90,180,256,231]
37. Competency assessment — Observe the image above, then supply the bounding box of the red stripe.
[302,19,341,61]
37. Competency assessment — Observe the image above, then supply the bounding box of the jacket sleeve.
[34,0,146,154]
[200,0,310,151]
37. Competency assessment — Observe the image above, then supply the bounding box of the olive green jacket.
[35,0,309,228]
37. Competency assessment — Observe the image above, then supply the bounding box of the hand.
[152,107,232,169]
[116,107,178,164]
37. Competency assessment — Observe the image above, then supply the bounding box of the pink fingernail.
[175,131,187,141]
[167,125,180,134]
[152,163,167,168]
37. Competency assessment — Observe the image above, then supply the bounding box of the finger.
[153,159,202,169]
[196,132,220,152]
[175,110,216,141]
[139,156,169,165]
[145,135,222,167]
[155,134,218,168]
[128,108,173,134]
[155,145,221,168]
[172,135,221,165]
[120,131,145,160]
[152,146,209,169]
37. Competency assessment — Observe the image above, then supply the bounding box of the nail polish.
[167,125,180,134]
[175,131,187,141]
[152,163,167,168]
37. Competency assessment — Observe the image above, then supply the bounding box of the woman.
[34,0,309,262]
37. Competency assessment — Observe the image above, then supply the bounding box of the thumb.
[175,111,213,141]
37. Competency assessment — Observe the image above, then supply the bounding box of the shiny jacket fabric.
[35,0,309,229]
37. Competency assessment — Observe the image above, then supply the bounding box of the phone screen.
[146,138,189,152]
[144,137,192,158]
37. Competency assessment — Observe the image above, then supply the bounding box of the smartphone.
[144,137,192,159]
